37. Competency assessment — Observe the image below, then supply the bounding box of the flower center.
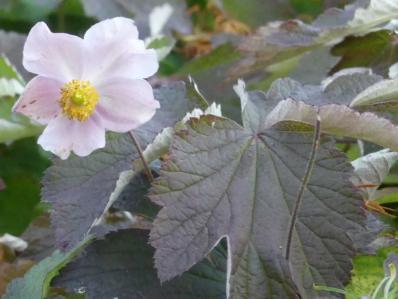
[59,80,99,121]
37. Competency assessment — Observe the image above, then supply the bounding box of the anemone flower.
[13,17,159,159]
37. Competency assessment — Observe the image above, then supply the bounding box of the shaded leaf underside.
[54,229,227,299]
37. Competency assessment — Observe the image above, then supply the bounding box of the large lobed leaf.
[149,90,364,298]
[42,82,203,250]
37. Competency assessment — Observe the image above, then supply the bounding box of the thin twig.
[128,131,154,182]
[285,112,321,261]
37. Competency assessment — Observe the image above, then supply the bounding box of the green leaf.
[150,93,364,297]
[331,30,398,74]
[221,0,292,28]
[178,43,241,76]
[0,79,23,98]
[0,97,43,143]
[264,72,398,151]
[147,35,176,61]
[42,83,205,250]
[174,43,243,121]
[375,188,398,205]
[54,229,227,299]
[351,149,398,200]
[345,247,398,299]
[0,137,49,235]
[0,0,61,22]
[350,78,398,110]
[0,30,26,80]
[0,54,24,98]
[3,236,92,299]
[0,54,24,83]
[289,0,324,17]
[232,0,398,77]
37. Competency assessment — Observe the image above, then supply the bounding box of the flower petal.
[95,79,159,132]
[82,18,158,84]
[84,17,139,45]
[38,115,105,159]
[23,22,84,82]
[13,76,62,124]
[90,49,158,84]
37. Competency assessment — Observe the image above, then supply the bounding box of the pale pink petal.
[90,49,158,84]
[38,115,105,159]
[23,22,84,82]
[82,17,158,83]
[95,79,159,132]
[84,17,139,45]
[13,76,62,124]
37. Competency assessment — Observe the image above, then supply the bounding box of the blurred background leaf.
[0,138,49,235]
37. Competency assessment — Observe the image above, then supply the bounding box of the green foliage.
[0,97,42,143]
[0,0,61,22]
[351,149,398,200]
[289,0,324,17]
[0,54,41,143]
[221,0,292,28]
[332,30,398,74]
[3,236,92,299]
[0,55,23,83]
[178,43,241,75]
[345,247,398,299]
[4,1,398,299]
[147,35,176,61]
[232,0,398,77]
[0,138,49,235]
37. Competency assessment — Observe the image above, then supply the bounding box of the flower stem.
[128,131,154,182]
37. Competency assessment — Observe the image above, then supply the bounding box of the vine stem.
[128,131,154,182]
[284,112,321,261]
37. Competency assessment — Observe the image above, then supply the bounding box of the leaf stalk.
[285,113,321,261]
[128,131,154,182]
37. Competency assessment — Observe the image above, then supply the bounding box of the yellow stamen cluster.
[59,80,99,121]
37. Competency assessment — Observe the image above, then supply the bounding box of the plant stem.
[57,0,66,32]
[284,112,321,261]
[128,131,154,182]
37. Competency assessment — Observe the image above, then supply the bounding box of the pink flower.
[13,17,159,159]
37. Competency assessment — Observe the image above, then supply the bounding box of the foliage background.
[1,0,398,298]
